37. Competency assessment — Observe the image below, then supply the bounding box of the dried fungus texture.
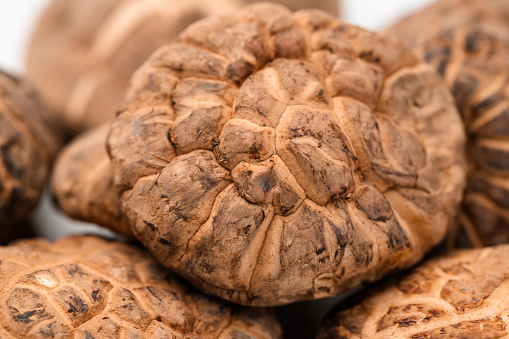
[107,3,466,306]
[52,124,131,236]
[0,70,59,231]
[317,245,509,339]
[26,0,338,136]
[0,236,282,339]
[389,17,509,247]
[385,0,509,47]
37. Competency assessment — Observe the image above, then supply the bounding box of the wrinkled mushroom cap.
[0,236,282,338]
[318,245,509,338]
[0,70,59,230]
[418,26,509,248]
[107,3,466,305]
[389,9,509,247]
[52,124,132,237]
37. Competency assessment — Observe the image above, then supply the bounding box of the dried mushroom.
[318,245,509,338]
[388,5,509,247]
[106,3,466,306]
[0,70,59,240]
[26,0,338,136]
[0,236,282,338]
[52,124,131,237]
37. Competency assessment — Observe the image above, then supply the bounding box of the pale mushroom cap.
[0,236,282,338]
[0,70,59,230]
[388,4,509,247]
[107,3,466,305]
[318,245,509,338]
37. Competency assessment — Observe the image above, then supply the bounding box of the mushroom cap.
[0,236,282,338]
[318,245,509,338]
[388,7,509,247]
[0,70,59,230]
[52,124,132,237]
[107,3,466,305]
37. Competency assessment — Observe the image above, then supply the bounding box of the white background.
[0,1,436,338]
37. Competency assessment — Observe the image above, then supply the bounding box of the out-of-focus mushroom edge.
[318,245,509,338]
[52,124,132,237]
[0,70,60,243]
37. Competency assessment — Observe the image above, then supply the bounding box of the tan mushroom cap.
[26,0,338,136]
[0,236,282,338]
[318,245,509,338]
[107,3,466,305]
[0,70,59,231]
[52,124,132,237]
[388,8,509,247]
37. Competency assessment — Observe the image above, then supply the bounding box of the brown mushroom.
[318,244,509,338]
[52,124,131,237]
[387,2,509,248]
[26,0,338,136]
[0,235,282,338]
[102,3,466,306]
[0,70,59,243]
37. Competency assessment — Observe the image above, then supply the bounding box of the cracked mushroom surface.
[107,3,467,306]
[317,245,509,339]
[26,0,338,136]
[388,15,509,247]
[0,236,282,339]
[0,70,59,240]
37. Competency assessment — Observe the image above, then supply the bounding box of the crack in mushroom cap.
[0,70,60,229]
[388,10,509,247]
[318,245,509,339]
[0,236,282,338]
[107,3,467,306]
